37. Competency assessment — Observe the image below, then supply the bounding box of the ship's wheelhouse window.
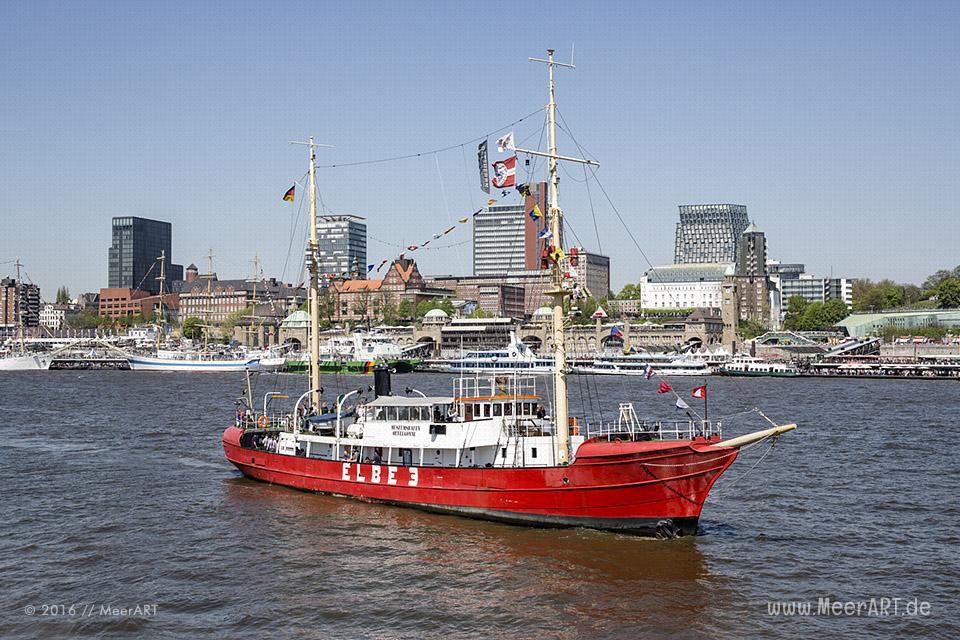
[504,403,513,416]
[493,404,502,417]
[531,447,538,458]
[483,404,491,417]
[430,424,447,435]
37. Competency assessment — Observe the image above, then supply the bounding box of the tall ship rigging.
[222,51,796,537]
[0,260,52,371]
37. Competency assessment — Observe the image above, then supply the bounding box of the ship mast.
[515,50,598,464]
[291,137,334,411]
[156,250,165,351]
[14,259,25,353]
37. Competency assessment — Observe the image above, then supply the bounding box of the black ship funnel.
[373,364,391,398]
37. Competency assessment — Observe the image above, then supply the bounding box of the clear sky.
[2,0,958,297]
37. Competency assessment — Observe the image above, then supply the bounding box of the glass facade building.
[108,217,182,294]
[674,204,750,264]
[473,203,530,276]
[316,215,367,278]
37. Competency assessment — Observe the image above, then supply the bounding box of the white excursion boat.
[572,353,710,377]
[719,355,800,378]
[446,332,554,374]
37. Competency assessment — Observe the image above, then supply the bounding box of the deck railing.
[581,419,722,441]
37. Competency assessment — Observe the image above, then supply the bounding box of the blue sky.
[2,0,958,297]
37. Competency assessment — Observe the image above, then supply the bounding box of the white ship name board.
[342,463,419,486]
[391,424,421,437]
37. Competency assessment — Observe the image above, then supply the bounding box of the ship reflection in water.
[221,478,728,638]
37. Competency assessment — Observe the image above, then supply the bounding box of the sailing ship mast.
[291,136,333,411]
[514,49,598,464]
[156,250,166,351]
[14,259,25,353]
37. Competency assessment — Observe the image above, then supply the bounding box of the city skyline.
[2,1,959,297]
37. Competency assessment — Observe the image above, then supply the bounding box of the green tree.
[397,299,414,321]
[935,278,960,308]
[55,286,71,304]
[782,296,809,330]
[922,265,960,291]
[182,316,204,340]
[739,318,767,340]
[853,279,906,312]
[617,283,641,300]
[468,307,491,319]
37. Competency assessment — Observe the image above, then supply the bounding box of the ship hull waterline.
[222,427,738,537]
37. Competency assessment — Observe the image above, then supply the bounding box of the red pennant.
[657,381,672,394]
[692,385,707,400]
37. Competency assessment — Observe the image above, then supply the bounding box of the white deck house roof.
[365,396,455,407]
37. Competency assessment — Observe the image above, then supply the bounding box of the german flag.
[283,185,295,202]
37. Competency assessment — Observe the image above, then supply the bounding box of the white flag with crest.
[496,131,515,153]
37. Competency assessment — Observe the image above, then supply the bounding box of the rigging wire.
[316,108,545,169]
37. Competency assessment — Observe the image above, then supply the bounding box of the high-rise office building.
[108,217,183,294]
[316,215,367,278]
[1,277,40,329]
[473,182,548,276]
[674,204,750,264]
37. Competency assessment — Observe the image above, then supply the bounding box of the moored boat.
[720,355,800,377]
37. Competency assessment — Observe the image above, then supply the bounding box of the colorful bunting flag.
[487,199,498,205]
[407,245,418,251]
[657,381,673,394]
[516,183,531,197]
[692,386,707,400]
[538,227,552,240]
[529,204,542,220]
[367,264,375,273]
[676,398,691,410]
[610,325,623,338]
[644,364,654,379]
[496,130,515,153]
[458,217,468,223]
[282,185,295,202]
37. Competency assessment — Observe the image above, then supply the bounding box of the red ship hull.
[222,427,738,537]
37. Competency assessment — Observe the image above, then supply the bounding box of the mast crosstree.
[514,49,598,465]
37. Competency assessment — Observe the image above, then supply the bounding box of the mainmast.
[156,250,166,351]
[291,136,333,411]
[203,249,215,348]
[515,49,598,464]
[14,259,25,352]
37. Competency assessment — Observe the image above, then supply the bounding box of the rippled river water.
[1,371,958,639]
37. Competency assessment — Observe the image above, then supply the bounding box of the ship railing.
[454,374,538,400]
[581,420,722,441]
[238,412,297,432]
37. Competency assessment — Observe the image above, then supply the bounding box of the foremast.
[292,136,333,411]
[156,250,166,351]
[515,49,598,464]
